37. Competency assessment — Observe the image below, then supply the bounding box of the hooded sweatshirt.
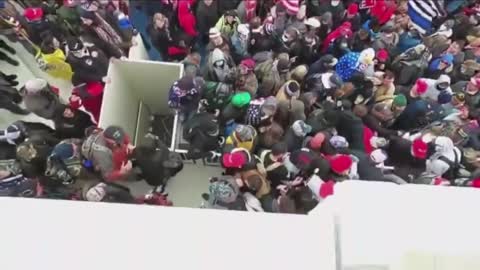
[426,136,462,180]
[422,74,452,102]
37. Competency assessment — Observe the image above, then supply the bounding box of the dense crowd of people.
[1,0,480,214]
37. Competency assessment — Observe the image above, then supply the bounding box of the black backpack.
[437,150,461,182]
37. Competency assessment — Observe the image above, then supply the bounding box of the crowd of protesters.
[1,0,480,214]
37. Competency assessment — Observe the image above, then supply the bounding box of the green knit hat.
[393,94,407,107]
[231,92,251,108]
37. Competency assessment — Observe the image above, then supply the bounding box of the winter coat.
[422,75,453,102]
[147,23,171,56]
[204,48,234,83]
[196,0,219,43]
[231,31,249,59]
[66,45,110,85]
[235,72,258,96]
[335,111,365,151]
[215,15,240,38]
[177,0,197,37]
[363,114,397,139]
[23,85,62,120]
[426,137,462,180]
[239,169,271,199]
[53,106,95,140]
[396,32,421,54]
[255,59,286,97]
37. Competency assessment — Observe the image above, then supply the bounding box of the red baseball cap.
[222,152,247,168]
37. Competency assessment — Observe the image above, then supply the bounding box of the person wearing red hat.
[329,154,353,181]
[343,3,361,32]
[20,7,64,46]
[69,81,104,123]
[235,58,258,96]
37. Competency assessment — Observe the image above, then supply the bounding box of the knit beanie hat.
[437,91,452,105]
[330,155,353,174]
[261,96,278,116]
[240,58,256,72]
[277,58,291,74]
[231,92,251,108]
[209,27,221,39]
[376,49,389,62]
[104,126,126,144]
[24,78,48,94]
[393,94,407,107]
[285,80,300,97]
[330,135,349,149]
[414,79,428,95]
[292,120,312,137]
[452,92,466,105]
[235,125,255,141]
[411,138,428,159]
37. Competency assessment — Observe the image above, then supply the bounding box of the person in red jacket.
[177,0,197,38]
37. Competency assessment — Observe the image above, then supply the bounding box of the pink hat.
[222,152,247,168]
[376,49,389,62]
[411,138,428,159]
[24,7,43,22]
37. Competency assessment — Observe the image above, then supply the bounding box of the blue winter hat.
[437,91,452,105]
[52,143,74,160]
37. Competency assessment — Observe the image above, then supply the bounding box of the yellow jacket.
[36,48,73,81]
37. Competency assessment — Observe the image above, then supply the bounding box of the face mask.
[214,60,225,68]
[282,34,290,43]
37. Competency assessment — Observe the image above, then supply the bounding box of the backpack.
[0,159,36,197]
[81,130,111,161]
[203,81,233,111]
[437,150,461,182]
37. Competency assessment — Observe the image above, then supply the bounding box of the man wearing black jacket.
[53,105,95,140]
[65,38,115,85]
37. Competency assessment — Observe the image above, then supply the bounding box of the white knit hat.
[209,27,221,39]
[237,24,250,36]
[24,78,47,94]
[305,17,321,28]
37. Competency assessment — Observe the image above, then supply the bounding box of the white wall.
[322,181,480,270]
[116,60,183,115]
[0,197,330,270]
[98,60,139,139]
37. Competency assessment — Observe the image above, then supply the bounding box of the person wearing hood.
[147,13,172,58]
[422,74,453,102]
[203,175,246,211]
[426,136,463,181]
[196,0,219,45]
[204,48,235,83]
[231,24,250,61]
[372,21,399,53]
[255,55,290,97]
[215,10,241,38]
[235,58,258,96]
[177,0,197,37]
[426,53,454,79]
[65,37,112,85]
[276,80,300,102]
[283,120,312,151]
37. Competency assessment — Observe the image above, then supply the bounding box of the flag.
[408,0,445,34]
